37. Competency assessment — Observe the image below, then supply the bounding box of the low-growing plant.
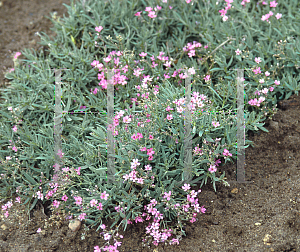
[1,0,300,251]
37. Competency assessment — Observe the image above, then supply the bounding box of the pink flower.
[104,233,111,240]
[62,195,68,201]
[57,149,64,158]
[204,75,210,82]
[139,52,147,57]
[78,213,86,221]
[253,67,262,75]
[188,67,195,75]
[95,26,103,33]
[12,125,17,132]
[15,197,21,204]
[212,121,220,127]
[166,114,173,120]
[14,52,21,59]
[274,80,280,85]
[101,191,109,200]
[92,87,98,94]
[52,200,60,208]
[74,196,82,206]
[270,1,278,7]
[261,88,268,95]
[255,57,262,64]
[145,7,152,12]
[148,11,157,18]
[4,211,9,218]
[208,164,217,173]
[276,13,282,19]
[103,56,111,63]
[235,49,242,55]
[76,167,81,175]
[200,206,206,213]
[134,11,142,16]
[223,149,232,157]
[219,9,227,16]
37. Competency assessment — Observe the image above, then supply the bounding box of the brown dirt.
[1,0,300,251]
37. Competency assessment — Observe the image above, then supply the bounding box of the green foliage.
[0,0,300,239]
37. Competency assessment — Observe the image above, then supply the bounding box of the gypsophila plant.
[0,0,299,251]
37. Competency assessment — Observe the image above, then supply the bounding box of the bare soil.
[1,0,300,251]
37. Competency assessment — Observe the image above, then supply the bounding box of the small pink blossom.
[148,11,157,18]
[139,52,147,57]
[52,200,60,208]
[101,191,109,200]
[270,1,278,7]
[223,15,228,22]
[166,114,173,120]
[14,52,21,59]
[57,149,64,158]
[235,49,242,55]
[204,75,210,82]
[255,57,262,64]
[212,121,220,127]
[208,164,217,173]
[62,195,68,201]
[95,26,103,33]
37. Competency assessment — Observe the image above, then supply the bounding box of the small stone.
[1,224,7,230]
[29,40,36,45]
[269,120,279,131]
[231,188,238,194]
[69,220,81,232]
[263,234,273,244]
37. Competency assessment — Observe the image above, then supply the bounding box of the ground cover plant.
[0,0,300,251]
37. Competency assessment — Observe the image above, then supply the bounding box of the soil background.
[0,0,300,252]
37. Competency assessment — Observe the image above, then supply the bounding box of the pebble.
[268,120,279,131]
[68,220,81,232]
